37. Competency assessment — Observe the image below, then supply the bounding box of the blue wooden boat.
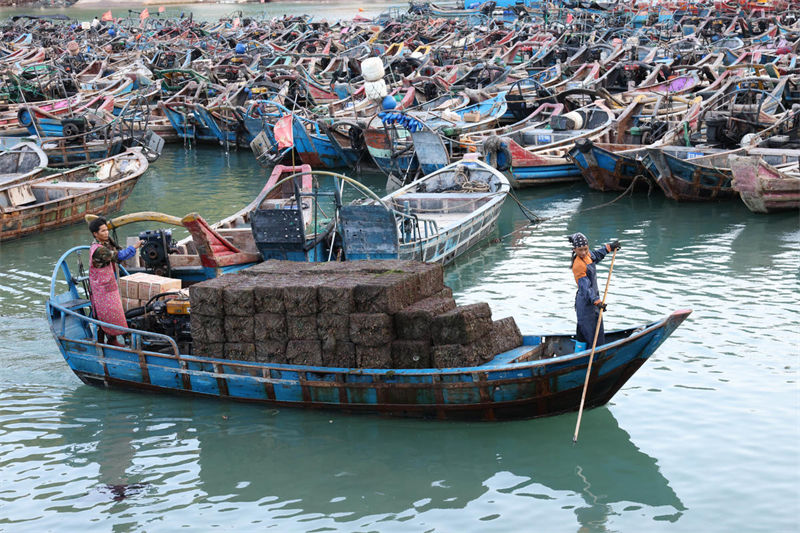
[251,156,510,265]
[159,102,218,144]
[45,246,691,421]
[291,115,359,169]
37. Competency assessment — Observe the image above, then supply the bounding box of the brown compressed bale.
[465,336,495,363]
[255,340,287,363]
[253,313,287,342]
[322,340,356,368]
[491,317,524,354]
[357,261,443,299]
[430,303,493,345]
[242,260,319,276]
[189,276,230,317]
[253,279,285,314]
[317,276,359,314]
[225,342,256,361]
[356,344,392,369]
[317,313,350,343]
[191,314,225,344]
[407,262,444,299]
[353,272,420,314]
[432,286,454,300]
[286,340,323,366]
[432,344,480,368]
[288,315,318,340]
[394,296,457,340]
[223,277,256,317]
[391,340,432,369]
[349,313,394,347]
[224,315,254,343]
[283,277,321,316]
[193,342,224,358]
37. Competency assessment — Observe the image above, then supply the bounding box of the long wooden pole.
[573,248,617,443]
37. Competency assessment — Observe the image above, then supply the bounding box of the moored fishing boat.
[45,246,692,421]
[730,155,800,213]
[0,148,148,242]
[0,140,47,187]
[250,155,510,265]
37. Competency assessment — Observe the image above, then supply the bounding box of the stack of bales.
[189,260,523,368]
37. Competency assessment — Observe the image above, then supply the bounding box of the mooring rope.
[495,175,648,242]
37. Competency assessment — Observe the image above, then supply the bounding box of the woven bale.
[394,296,457,340]
[223,277,256,317]
[432,344,480,368]
[353,272,420,314]
[192,314,225,344]
[491,317,523,354]
[464,336,494,364]
[224,315,254,343]
[317,276,359,314]
[225,342,256,361]
[253,279,285,314]
[242,260,317,276]
[432,286,453,300]
[391,340,432,369]
[322,340,356,368]
[253,313,287,342]
[351,260,443,299]
[288,315,318,340]
[255,340,287,363]
[283,277,321,316]
[193,342,224,358]
[189,275,230,317]
[349,313,394,347]
[317,313,350,343]
[356,344,392,369]
[430,303,492,345]
[286,340,323,366]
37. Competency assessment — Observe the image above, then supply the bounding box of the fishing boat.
[45,246,692,421]
[730,155,800,213]
[0,148,148,242]
[0,140,47,187]
[104,164,314,283]
[251,155,510,265]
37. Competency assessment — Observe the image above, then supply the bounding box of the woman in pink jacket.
[88,217,143,346]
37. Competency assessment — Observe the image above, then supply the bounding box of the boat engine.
[126,297,192,354]
[139,229,179,277]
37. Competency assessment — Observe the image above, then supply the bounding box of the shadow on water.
[56,386,684,530]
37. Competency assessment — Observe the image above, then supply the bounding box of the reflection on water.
[0,384,683,530]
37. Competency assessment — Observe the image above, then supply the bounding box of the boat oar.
[573,247,617,444]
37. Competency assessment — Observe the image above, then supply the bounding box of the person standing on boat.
[88,217,143,346]
[569,233,621,347]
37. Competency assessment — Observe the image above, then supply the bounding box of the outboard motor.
[138,229,178,277]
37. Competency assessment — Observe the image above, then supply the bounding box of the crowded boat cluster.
[1,0,799,243]
[4,1,796,419]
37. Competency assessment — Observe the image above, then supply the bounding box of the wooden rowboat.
[0,148,148,242]
[730,155,800,213]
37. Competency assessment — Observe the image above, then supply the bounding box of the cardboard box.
[137,273,182,302]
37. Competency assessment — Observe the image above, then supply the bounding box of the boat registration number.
[537,135,552,143]
[686,152,704,159]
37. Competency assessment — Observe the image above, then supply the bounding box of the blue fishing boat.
[292,115,360,169]
[45,245,691,421]
[251,155,510,265]
[159,102,218,144]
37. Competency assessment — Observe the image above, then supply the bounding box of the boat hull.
[46,289,690,421]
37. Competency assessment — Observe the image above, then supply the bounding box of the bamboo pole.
[573,247,617,443]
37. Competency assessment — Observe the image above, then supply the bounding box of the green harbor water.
[1,144,799,532]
